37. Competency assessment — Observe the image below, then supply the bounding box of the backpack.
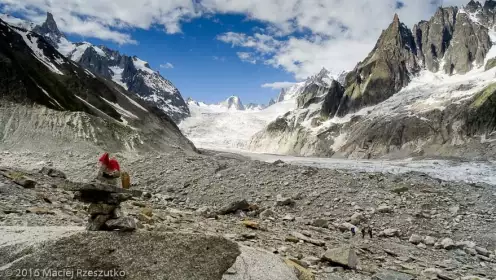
[121,172,131,189]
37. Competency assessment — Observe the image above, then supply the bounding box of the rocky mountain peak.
[221,96,245,110]
[33,12,64,46]
[336,13,418,117]
[306,67,333,87]
[466,0,483,12]
[393,13,400,24]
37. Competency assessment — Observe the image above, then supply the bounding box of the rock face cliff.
[29,13,190,123]
[249,0,496,159]
[0,19,195,153]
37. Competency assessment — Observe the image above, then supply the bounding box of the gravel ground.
[0,148,495,279]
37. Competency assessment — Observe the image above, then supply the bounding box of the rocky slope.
[6,13,190,122]
[0,149,495,279]
[0,19,195,153]
[249,0,496,160]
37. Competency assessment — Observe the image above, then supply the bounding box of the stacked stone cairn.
[65,181,137,231]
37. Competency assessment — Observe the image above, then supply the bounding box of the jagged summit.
[33,12,64,47]
[220,96,245,110]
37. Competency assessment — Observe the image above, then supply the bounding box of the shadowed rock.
[0,228,240,280]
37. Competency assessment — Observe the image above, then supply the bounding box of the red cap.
[108,158,120,171]
[99,153,110,166]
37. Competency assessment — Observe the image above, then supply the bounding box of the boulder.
[14,176,37,189]
[88,203,116,216]
[40,167,67,179]
[105,217,137,231]
[87,214,110,231]
[275,194,295,206]
[222,246,298,280]
[217,199,250,215]
[379,228,400,238]
[441,238,455,250]
[475,246,490,257]
[350,212,364,225]
[321,246,358,269]
[424,236,436,246]
[372,270,415,280]
[311,218,328,228]
[0,227,240,280]
[409,234,423,245]
[338,222,357,232]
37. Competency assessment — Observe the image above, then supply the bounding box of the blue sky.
[74,14,294,104]
[1,0,468,104]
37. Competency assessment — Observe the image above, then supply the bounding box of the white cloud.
[217,32,281,54]
[237,52,257,64]
[0,0,199,44]
[160,62,174,69]
[0,0,474,77]
[261,81,296,90]
[209,0,470,80]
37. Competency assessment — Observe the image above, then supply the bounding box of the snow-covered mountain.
[249,0,496,159]
[2,13,189,122]
[185,96,267,112]
[220,96,245,110]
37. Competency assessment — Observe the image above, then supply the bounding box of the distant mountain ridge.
[2,12,190,122]
[187,96,268,112]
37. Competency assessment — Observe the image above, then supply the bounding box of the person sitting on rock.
[96,153,121,186]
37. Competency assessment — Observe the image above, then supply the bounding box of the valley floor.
[204,148,496,186]
[0,148,495,279]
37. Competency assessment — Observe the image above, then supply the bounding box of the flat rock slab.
[63,181,132,194]
[222,246,298,280]
[0,227,240,280]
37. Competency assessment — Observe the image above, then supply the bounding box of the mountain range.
[0,16,195,153]
[1,13,190,123]
[249,0,496,160]
[187,96,266,111]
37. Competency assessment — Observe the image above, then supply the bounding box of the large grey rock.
[13,176,37,189]
[105,217,137,232]
[322,246,358,269]
[222,246,298,280]
[88,203,116,216]
[217,199,250,215]
[0,227,240,280]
